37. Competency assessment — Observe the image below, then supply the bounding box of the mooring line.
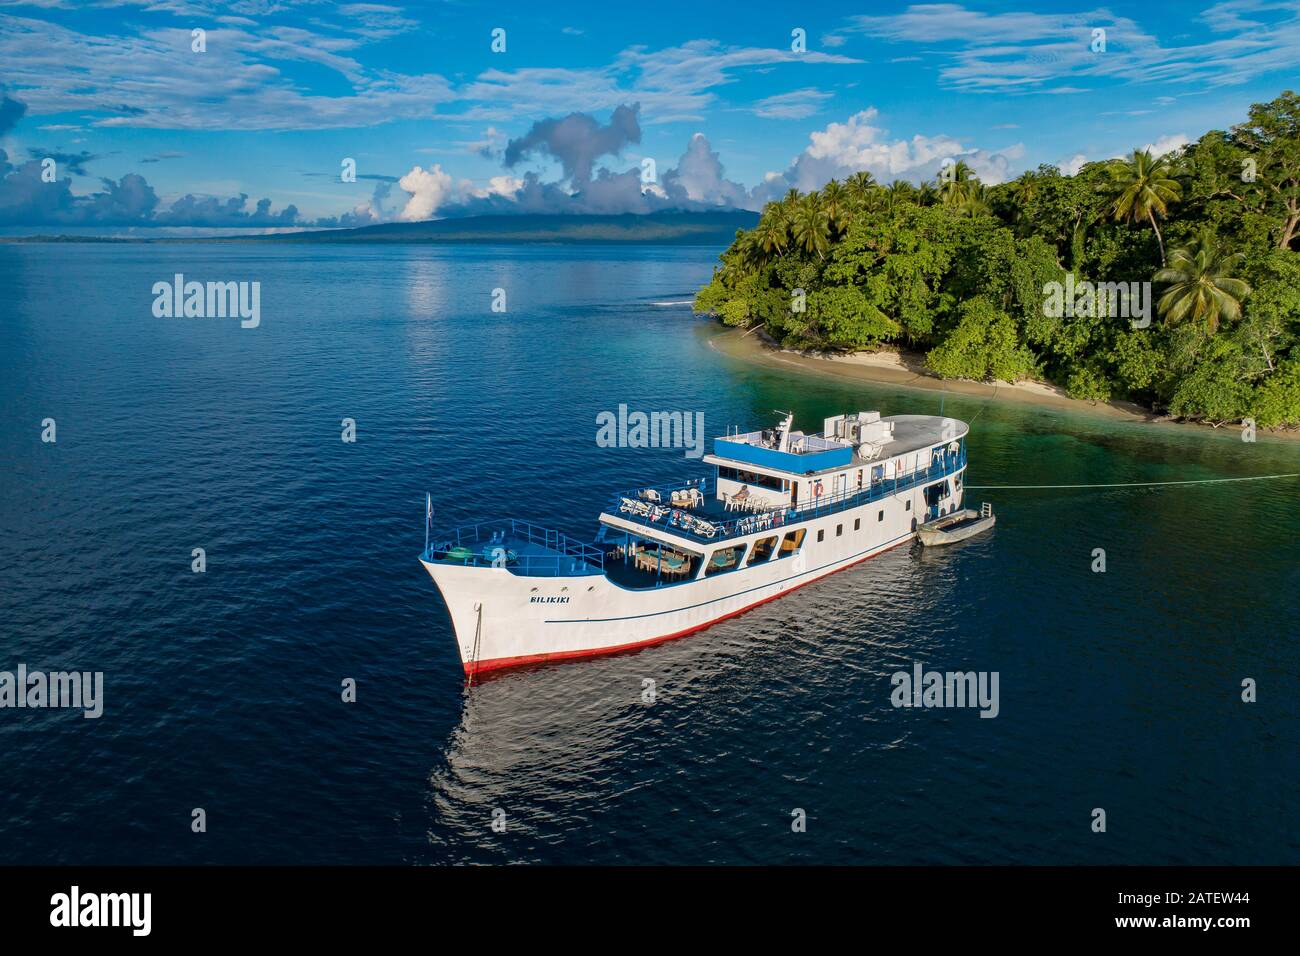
[966,473,1300,490]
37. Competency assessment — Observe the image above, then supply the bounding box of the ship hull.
[421,482,959,675]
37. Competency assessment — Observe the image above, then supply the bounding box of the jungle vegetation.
[694,91,1300,427]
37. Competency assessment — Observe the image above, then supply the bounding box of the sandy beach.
[706,325,1300,441]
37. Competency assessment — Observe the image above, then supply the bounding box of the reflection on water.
[423,546,975,864]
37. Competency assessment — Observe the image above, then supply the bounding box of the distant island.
[0,210,760,245]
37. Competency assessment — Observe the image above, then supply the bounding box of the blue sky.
[0,0,1297,232]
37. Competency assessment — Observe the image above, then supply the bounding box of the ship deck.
[425,519,604,577]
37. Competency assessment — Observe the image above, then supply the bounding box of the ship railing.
[720,430,847,454]
[609,475,716,510]
[425,518,605,577]
[606,450,966,543]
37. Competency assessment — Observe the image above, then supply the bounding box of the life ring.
[813,480,824,497]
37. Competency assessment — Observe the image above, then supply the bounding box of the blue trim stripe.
[713,438,852,472]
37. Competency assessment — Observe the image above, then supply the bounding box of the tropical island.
[694,91,1300,430]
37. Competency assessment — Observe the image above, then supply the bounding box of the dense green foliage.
[695,91,1300,426]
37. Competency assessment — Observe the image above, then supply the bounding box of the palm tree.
[1154,232,1250,333]
[955,182,992,217]
[1009,170,1038,206]
[938,160,976,206]
[845,171,878,211]
[755,210,790,262]
[821,179,850,235]
[1108,149,1182,265]
[727,231,764,273]
[916,180,939,207]
[792,195,830,259]
[847,170,876,194]
[1008,171,1039,234]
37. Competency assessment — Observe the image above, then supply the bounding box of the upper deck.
[601,411,968,549]
[711,412,966,477]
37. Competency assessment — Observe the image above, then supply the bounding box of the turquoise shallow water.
[0,242,1296,864]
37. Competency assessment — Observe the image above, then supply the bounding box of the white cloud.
[834,2,1300,93]
[468,175,525,199]
[1058,153,1088,176]
[0,14,860,133]
[397,164,458,220]
[0,14,456,131]
[661,132,748,205]
[753,107,1023,202]
[1142,133,1189,157]
[751,88,833,120]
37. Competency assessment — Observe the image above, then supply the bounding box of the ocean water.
[0,242,1296,865]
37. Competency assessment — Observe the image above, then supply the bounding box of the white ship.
[420,410,968,677]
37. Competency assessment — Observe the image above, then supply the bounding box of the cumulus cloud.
[346,105,1030,222]
[752,108,1023,203]
[0,150,300,228]
[387,118,756,220]
[660,133,748,206]
[503,104,641,185]
[314,179,395,229]
[1058,153,1088,176]
[154,194,299,228]
[0,158,160,227]
[397,164,460,221]
[1142,133,1190,157]
[0,89,1034,231]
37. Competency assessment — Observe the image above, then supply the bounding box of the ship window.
[906,500,912,511]
[776,528,805,558]
[854,518,860,531]
[748,536,778,564]
[878,510,884,522]
[705,544,747,577]
[816,529,825,543]
[836,524,843,537]
[716,466,784,492]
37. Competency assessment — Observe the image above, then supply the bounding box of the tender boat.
[917,502,995,546]
[420,410,970,676]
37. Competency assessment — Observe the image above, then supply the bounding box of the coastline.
[706,324,1300,442]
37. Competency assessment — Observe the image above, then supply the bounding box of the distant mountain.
[256,209,760,244]
[0,210,761,244]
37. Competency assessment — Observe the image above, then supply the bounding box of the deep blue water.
[0,242,1296,865]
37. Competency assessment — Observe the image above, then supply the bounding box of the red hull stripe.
[462,536,912,676]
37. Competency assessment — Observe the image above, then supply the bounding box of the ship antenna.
[773,409,794,453]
